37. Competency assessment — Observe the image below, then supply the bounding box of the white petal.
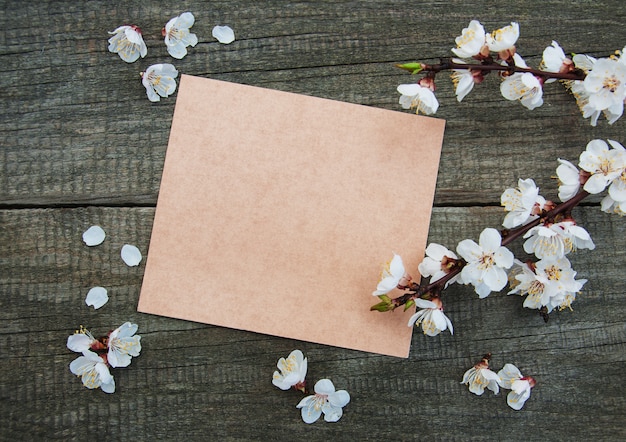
[66,334,92,353]
[328,390,350,408]
[212,25,235,44]
[85,286,109,309]
[82,226,106,246]
[314,379,336,395]
[121,244,142,266]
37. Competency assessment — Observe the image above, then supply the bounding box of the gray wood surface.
[1,1,625,440]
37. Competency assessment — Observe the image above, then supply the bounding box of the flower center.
[603,74,620,93]
[478,253,495,270]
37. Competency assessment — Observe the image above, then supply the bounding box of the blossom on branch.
[272,349,307,392]
[501,178,546,228]
[373,254,409,296]
[296,379,350,424]
[457,228,514,298]
[500,55,544,110]
[418,243,461,285]
[163,12,198,59]
[407,298,453,336]
[497,364,536,410]
[397,83,439,115]
[108,25,147,63]
[523,221,595,260]
[451,20,486,58]
[579,139,626,195]
[486,22,519,58]
[541,41,572,83]
[556,159,582,202]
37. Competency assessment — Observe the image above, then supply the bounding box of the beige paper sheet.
[138,75,445,358]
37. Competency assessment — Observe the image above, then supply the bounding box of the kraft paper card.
[138,75,445,358]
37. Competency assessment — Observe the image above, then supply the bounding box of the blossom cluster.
[272,350,350,424]
[107,13,235,102]
[67,323,142,393]
[461,354,536,410]
[397,19,626,126]
[372,138,625,334]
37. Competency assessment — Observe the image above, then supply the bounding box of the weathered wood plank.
[1,206,624,440]
[1,1,625,207]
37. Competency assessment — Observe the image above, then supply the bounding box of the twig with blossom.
[396,20,626,126]
[372,139,626,330]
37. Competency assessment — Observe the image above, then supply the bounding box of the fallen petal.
[82,226,106,246]
[85,286,109,309]
[212,25,235,44]
[121,244,142,266]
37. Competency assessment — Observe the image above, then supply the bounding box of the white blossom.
[107,322,142,368]
[296,379,350,424]
[500,68,543,110]
[69,350,115,393]
[486,22,519,53]
[407,298,453,336]
[579,139,626,195]
[397,83,439,115]
[451,58,477,102]
[141,64,179,103]
[108,25,147,63]
[373,254,407,296]
[498,364,535,410]
[451,20,486,58]
[164,12,198,59]
[457,228,514,298]
[601,194,626,216]
[583,58,626,117]
[556,159,581,201]
[541,41,570,83]
[272,350,307,391]
[67,328,97,353]
[501,178,545,228]
[461,358,501,396]
[418,243,460,285]
[523,221,595,260]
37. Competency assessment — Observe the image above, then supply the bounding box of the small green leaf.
[403,299,415,311]
[396,62,423,74]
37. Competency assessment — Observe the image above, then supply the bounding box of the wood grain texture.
[1,0,625,440]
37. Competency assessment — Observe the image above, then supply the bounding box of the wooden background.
[1,1,625,440]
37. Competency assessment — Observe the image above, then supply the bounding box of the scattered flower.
[373,254,408,296]
[85,286,109,309]
[451,20,486,58]
[461,354,501,396]
[69,350,115,393]
[67,326,101,353]
[296,379,350,424]
[418,243,461,285]
[397,83,439,115]
[82,225,106,246]
[107,25,147,63]
[272,350,307,392]
[407,298,453,336]
[212,25,235,44]
[579,139,626,195]
[163,12,198,59]
[500,178,546,228]
[107,322,142,368]
[121,244,143,266]
[498,363,536,410]
[457,228,514,298]
[141,64,179,102]
[556,159,582,201]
